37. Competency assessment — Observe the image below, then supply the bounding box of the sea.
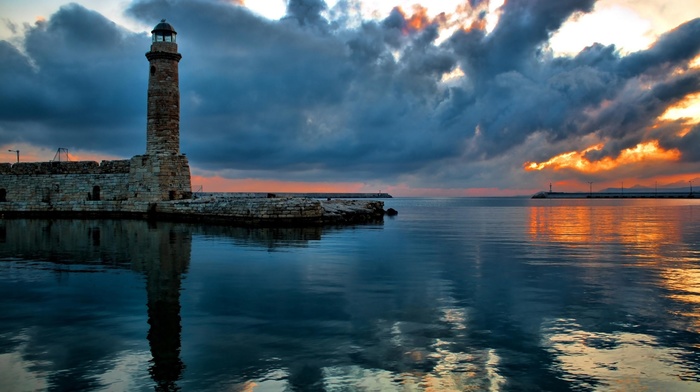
[1,197,700,391]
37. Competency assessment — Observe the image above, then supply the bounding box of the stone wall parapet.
[99,160,131,173]
[3,160,131,175]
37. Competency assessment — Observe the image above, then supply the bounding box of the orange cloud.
[524,140,681,173]
[392,5,432,35]
[453,0,493,32]
[407,5,430,31]
[395,4,463,35]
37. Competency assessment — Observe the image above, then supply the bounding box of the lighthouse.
[146,20,182,155]
[128,20,192,202]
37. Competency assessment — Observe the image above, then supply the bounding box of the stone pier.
[0,197,385,226]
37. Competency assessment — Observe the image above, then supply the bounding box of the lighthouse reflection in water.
[1,197,700,391]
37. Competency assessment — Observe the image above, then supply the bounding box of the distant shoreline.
[532,191,696,199]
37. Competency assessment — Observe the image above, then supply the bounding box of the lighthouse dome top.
[151,19,177,43]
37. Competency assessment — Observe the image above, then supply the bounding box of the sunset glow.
[660,92,700,122]
[0,144,122,165]
[403,5,430,33]
[524,141,681,173]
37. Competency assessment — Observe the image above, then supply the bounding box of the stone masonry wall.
[0,154,193,204]
[128,154,192,201]
[155,197,325,222]
[0,160,131,203]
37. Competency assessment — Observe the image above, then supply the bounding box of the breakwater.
[194,192,392,199]
[0,197,386,226]
[0,197,385,226]
[533,191,696,199]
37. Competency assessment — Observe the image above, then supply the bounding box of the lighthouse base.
[128,154,192,202]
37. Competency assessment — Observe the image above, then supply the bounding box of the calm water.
[2,198,700,391]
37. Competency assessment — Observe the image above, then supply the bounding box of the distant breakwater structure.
[0,21,388,226]
[532,191,696,199]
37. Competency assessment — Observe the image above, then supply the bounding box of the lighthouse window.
[150,66,156,75]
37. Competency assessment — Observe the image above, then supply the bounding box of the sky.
[0,0,699,196]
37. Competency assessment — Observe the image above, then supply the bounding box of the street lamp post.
[7,150,19,163]
[588,181,593,197]
[690,180,693,195]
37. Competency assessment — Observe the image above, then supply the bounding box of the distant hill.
[663,178,700,189]
[599,187,692,193]
[599,178,699,193]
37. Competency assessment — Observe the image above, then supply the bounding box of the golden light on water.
[529,203,700,333]
[528,203,680,249]
[524,141,681,173]
[541,320,696,388]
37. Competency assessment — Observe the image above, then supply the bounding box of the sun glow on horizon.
[189,175,373,194]
[0,144,125,164]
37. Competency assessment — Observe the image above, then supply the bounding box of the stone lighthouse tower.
[129,20,192,201]
[146,19,182,155]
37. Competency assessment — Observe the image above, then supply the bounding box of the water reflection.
[138,225,189,391]
[527,201,700,390]
[541,318,698,389]
[0,219,331,391]
[1,199,700,391]
[528,201,689,249]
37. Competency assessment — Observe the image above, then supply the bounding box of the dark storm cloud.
[124,0,462,178]
[471,0,596,78]
[671,124,700,162]
[440,13,700,173]
[0,4,147,155]
[620,18,700,77]
[285,0,328,27]
[1,0,700,189]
